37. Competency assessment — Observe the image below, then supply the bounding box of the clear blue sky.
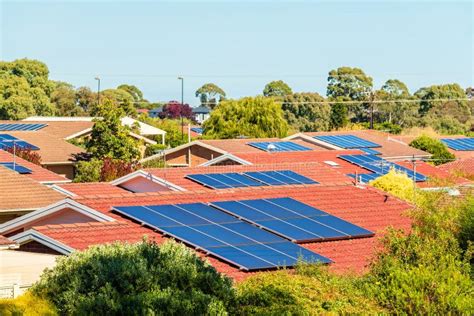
[1,0,473,106]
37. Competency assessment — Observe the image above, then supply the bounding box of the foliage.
[263,80,292,97]
[361,121,402,134]
[50,81,86,116]
[0,59,55,119]
[409,135,455,165]
[281,92,330,132]
[117,84,151,110]
[370,169,416,202]
[138,115,191,148]
[416,83,470,121]
[236,265,383,315]
[422,114,469,135]
[99,89,137,116]
[330,99,349,129]
[458,196,474,253]
[75,86,97,112]
[33,240,235,315]
[144,143,167,157]
[85,100,140,162]
[159,101,193,120]
[73,159,102,183]
[0,291,56,316]
[327,66,373,101]
[203,96,288,139]
[4,146,42,165]
[195,83,226,108]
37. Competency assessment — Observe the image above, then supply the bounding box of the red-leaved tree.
[4,147,42,165]
[100,157,140,182]
[159,101,193,119]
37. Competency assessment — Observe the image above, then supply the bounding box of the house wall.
[18,240,62,255]
[44,164,75,180]
[119,176,173,193]
[165,145,222,167]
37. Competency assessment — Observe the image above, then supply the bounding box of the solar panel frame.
[441,138,474,151]
[314,134,381,149]
[0,162,32,174]
[0,123,47,131]
[247,141,312,152]
[211,198,374,243]
[113,202,331,270]
[190,127,203,135]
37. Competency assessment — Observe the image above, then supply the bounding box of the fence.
[0,284,32,299]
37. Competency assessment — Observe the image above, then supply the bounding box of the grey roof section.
[192,106,211,114]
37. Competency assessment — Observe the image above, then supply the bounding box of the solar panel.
[212,197,373,243]
[0,162,32,174]
[314,135,381,149]
[0,134,39,150]
[0,123,46,131]
[248,141,311,152]
[339,154,426,182]
[441,138,474,151]
[359,148,381,155]
[186,170,318,189]
[191,127,203,135]
[113,202,331,270]
[347,173,380,183]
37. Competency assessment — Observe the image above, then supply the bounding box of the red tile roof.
[396,161,472,187]
[0,235,17,248]
[60,185,412,280]
[0,150,68,183]
[58,182,131,196]
[200,138,326,154]
[439,157,474,177]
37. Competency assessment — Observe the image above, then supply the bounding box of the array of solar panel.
[191,127,203,135]
[113,202,331,270]
[0,123,46,131]
[212,198,373,243]
[0,134,39,150]
[314,135,381,149]
[248,141,311,152]
[346,173,379,183]
[441,138,474,151]
[186,170,318,189]
[339,154,426,182]
[0,162,32,174]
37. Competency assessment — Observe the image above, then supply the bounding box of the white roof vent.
[324,160,340,167]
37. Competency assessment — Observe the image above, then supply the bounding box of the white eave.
[199,153,253,166]
[110,169,186,192]
[11,229,74,255]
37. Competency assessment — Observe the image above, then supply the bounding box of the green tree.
[75,86,97,112]
[33,241,235,315]
[415,84,470,122]
[375,79,419,127]
[203,96,289,139]
[50,81,85,116]
[281,92,330,132]
[73,159,102,183]
[263,80,293,97]
[330,100,349,129]
[409,135,455,165]
[86,99,140,161]
[117,84,144,102]
[101,89,137,116]
[195,83,226,109]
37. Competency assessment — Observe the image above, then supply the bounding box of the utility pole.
[369,91,375,129]
[95,77,101,106]
[178,77,184,140]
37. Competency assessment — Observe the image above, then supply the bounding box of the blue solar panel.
[0,134,39,150]
[0,123,46,131]
[0,162,32,174]
[339,154,426,182]
[113,202,331,270]
[314,135,381,149]
[186,170,318,189]
[441,138,474,151]
[248,141,311,152]
[212,197,374,243]
[359,148,381,155]
[347,173,380,183]
[191,127,203,135]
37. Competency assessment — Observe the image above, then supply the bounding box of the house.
[148,107,163,118]
[192,106,211,124]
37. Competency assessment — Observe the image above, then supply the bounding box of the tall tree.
[117,84,144,102]
[195,83,226,109]
[50,81,85,116]
[203,96,288,139]
[100,89,137,116]
[85,99,140,161]
[281,92,330,132]
[330,99,349,129]
[75,86,97,112]
[375,79,418,126]
[263,80,293,97]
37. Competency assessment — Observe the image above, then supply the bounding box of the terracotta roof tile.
[0,150,68,183]
[58,183,131,196]
[0,167,65,212]
[200,138,326,154]
[439,157,474,177]
[0,235,16,247]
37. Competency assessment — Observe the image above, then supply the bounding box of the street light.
[177,76,184,140]
[94,77,101,106]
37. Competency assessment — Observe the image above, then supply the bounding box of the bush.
[236,265,383,314]
[32,240,235,315]
[74,158,140,182]
[409,135,455,165]
[0,291,56,315]
[4,146,42,165]
[370,168,416,202]
[144,143,167,157]
[73,159,102,182]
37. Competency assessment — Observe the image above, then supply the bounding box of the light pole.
[178,76,184,140]
[95,77,101,106]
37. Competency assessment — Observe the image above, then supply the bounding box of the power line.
[198,98,471,105]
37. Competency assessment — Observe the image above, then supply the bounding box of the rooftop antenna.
[12,140,16,171]
[267,143,276,170]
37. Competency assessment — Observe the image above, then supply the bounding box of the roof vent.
[324,160,339,167]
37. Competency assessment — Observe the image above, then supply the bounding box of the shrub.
[370,168,416,202]
[32,240,235,315]
[73,159,102,182]
[0,291,56,315]
[74,158,140,182]
[144,143,167,157]
[236,265,383,314]
[409,135,455,165]
[4,146,42,165]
